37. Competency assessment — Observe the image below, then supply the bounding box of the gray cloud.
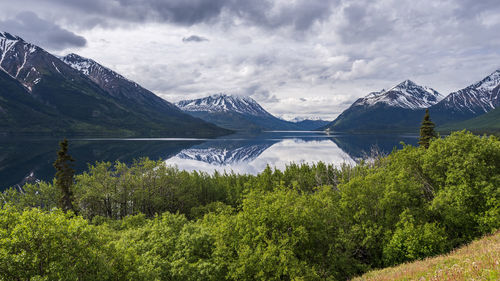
[3,0,339,31]
[454,0,500,18]
[182,35,209,43]
[244,85,280,103]
[0,11,86,50]
[228,0,337,31]
[335,3,395,44]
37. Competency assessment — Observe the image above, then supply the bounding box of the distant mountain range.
[323,70,500,133]
[176,94,329,131]
[0,31,230,137]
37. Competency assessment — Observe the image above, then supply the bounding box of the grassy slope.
[353,231,500,281]
[438,107,500,134]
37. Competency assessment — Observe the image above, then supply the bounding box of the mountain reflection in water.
[166,137,355,174]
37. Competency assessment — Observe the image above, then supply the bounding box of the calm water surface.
[0,131,418,191]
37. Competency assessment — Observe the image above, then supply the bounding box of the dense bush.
[0,131,499,280]
[0,206,134,281]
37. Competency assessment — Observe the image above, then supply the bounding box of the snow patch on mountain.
[0,31,43,91]
[353,80,444,110]
[475,69,500,92]
[62,53,131,82]
[0,32,21,71]
[176,94,273,117]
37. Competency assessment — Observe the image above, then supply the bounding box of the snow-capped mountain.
[177,94,273,117]
[352,80,444,109]
[324,80,443,133]
[433,69,500,115]
[176,94,301,131]
[62,53,179,112]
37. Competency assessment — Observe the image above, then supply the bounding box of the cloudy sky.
[1,0,499,120]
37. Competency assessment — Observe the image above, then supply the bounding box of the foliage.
[0,181,59,211]
[420,131,500,242]
[0,131,499,280]
[0,206,134,281]
[383,210,448,265]
[209,187,347,280]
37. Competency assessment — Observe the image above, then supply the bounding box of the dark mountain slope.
[0,69,67,134]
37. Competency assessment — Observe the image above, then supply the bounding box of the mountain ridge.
[430,69,500,125]
[0,31,230,137]
[61,53,188,120]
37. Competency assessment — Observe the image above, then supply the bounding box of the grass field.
[353,231,500,281]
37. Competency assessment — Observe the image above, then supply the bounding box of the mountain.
[176,94,300,131]
[352,80,443,110]
[0,31,230,137]
[293,119,330,131]
[177,94,272,116]
[430,69,500,125]
[285,117,331,130]
[324,80,444,133]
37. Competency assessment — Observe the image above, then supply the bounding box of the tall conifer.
[418,109,437,149]
[53,138,76,213]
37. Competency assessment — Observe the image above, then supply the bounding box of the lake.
[0,131,419,191]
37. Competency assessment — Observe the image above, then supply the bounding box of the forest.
[0,131,499,280]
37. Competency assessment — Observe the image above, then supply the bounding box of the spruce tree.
[418,109,437,149]
[53,138,76,213]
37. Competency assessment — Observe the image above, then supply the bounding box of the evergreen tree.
[418,109,437,149]
[53,138,76,213]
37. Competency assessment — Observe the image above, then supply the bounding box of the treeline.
[1,131,499,280]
